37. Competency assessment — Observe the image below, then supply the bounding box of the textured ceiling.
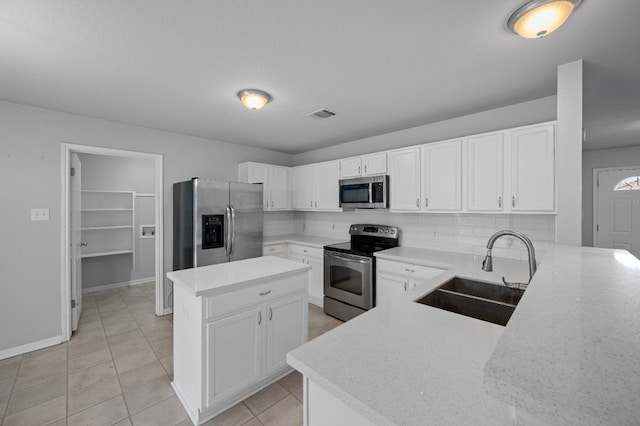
[0,1,639,153]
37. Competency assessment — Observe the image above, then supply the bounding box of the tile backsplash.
[265,210,556,261]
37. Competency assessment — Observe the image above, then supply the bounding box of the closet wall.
[78,153,156,290]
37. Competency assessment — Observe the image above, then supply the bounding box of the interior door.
[70,153,83,331]
[595,168,640,259]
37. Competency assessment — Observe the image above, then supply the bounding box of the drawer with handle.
[205,274,306,320]
[288,244,323,259]
[377,259,445,281]
[263,243,286,256]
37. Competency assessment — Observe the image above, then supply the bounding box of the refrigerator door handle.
[225,205,232,255]
[230,205,236,255]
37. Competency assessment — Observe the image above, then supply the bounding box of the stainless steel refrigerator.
[173,178,263,270]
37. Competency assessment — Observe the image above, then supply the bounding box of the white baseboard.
[163,307,173,315]
[0,335,63,361]
[82,277,155,293]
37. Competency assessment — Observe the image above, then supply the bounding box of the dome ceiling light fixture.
[237,89,272,110]
[507,0,582,39]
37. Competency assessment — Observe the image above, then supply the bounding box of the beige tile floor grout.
[0,282,343,426]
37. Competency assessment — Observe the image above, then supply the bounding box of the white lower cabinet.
[376,259,445,306]
[266,293,307,374]
[262,243,288,258]
[205,307,262,406]
[171,273,308,425]
[288,244,324,307]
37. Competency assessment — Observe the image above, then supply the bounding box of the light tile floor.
[0,282,343,426]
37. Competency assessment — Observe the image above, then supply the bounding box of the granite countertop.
[288,245,640,425]
[263,234,345,248]
[484,246,640,425]
[166,255,311,297]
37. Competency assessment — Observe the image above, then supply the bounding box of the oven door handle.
[324,252,371,264]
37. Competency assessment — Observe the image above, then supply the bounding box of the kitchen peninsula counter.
[288,245,640,425]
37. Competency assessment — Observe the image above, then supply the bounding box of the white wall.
[582,145,640,246]
[0,100,292,354]
[78,153,156,290]
[293,96,557,165]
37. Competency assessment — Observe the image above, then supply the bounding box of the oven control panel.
[349,224,399,239]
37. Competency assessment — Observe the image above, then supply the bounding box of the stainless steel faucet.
[481,230,537,290]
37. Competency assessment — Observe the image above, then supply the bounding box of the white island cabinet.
[167,256,311,425]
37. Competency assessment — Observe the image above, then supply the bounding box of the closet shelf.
[81,226,133,231]
[81,250,134,259]
[82,208,133,212]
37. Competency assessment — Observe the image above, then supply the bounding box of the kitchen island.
[287,245,640,425]
[167,255,311,425]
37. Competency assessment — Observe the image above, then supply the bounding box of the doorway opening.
[61,143,164,341]
[593,166,640,259]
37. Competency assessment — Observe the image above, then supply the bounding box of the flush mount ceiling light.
[237,89,272,110]
[507,0,582,39]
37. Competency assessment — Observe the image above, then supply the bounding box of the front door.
[595,168,640,259]
[70,153,83,331]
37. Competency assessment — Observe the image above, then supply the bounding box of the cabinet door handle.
[358,166,361,174]
[269,307,273,320]
[416,198,419,207]
[404,268,415,273]
[310,200,313,207]
[512,196,516,208]
[259,290,271,296]
[271,200,274,207]
[315,201,317,208]
[364,165,367,173]
[498,196,502,208]
[80,242,88,247]
[425,198,429,208]
[404,281,407,291]
[265,201,268,208]
[258,312,262,325]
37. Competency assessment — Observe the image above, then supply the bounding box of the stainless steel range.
[323,224,400,321]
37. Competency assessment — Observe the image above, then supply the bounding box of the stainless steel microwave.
[339,175,389,209]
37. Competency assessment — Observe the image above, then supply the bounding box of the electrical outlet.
[31,208,50,221]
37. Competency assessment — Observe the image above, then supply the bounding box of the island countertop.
[288,245,640,425]
[167,255,311,297]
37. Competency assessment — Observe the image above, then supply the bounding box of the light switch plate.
[31,208,50,221]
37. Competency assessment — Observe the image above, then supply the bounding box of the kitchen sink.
[415,277,524,326]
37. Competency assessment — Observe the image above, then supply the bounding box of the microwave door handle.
[368,184,373,204]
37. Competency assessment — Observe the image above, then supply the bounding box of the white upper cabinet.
[340,152,387,179]
[421,140,462,211]
[362,153,387,175]
[340,157,362,179]
[389,147,421,211]
[314,161,341,210]
[292,165,315,210]
[238,162,291,210]
[292,161,341,211]
[269,166,290,210]
[510,124,555,212]
[467,132,504,212]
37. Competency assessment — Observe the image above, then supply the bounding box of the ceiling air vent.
[307,109,336,120]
